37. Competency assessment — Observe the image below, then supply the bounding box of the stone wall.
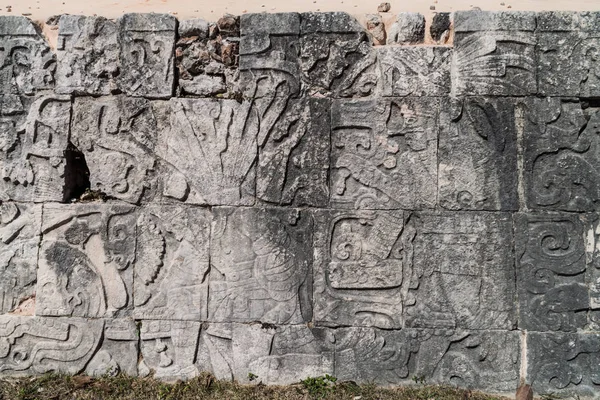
[1,9,600,397]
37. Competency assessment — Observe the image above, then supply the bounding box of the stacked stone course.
[1,9,600,397]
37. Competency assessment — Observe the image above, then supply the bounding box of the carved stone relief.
[37,203,136,318]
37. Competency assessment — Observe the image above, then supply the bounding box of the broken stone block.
[438,97,518,211]
[55,15,119,95]
[378,46,451,96]
[387,13,425,45]
[430,12,451,43]
[406,212,516,330]
[453,11,536,96]
[313,209,410,329]
[0,203,41,315]
[0,94,71,203]
[537,12,600,97]
[86,318,139,377]
[139,319,201,380]
[70,95,165,204]
[37,203,136,318]
[209,207,313,325]
[134,206,211,321]
[528,332,600,397]
[178,18,209,38]
[239,13,300,98]
[365,14,386,45]
[524,98,600,211]
[516,213,600,332]
[330,97,438,210]
[300,12,379,97]
[119,13,176,99]
[157,98,256,205]
[256,98,330,207]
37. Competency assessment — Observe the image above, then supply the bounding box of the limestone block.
[256,98,330,207]
[387,13,425,45]
[365,14,386,46]
[430,13,451,43]
[516,213,600,332]
[209,207,313,325]
[70,96,166,204]
[119,13,176,99]
[134,206,210,321]
[313,209,410,329]
[406,212,516,330]
[0,316,137,377]
[157,98,257,205]
[0,16,55,101]
[528,332,600,398]
[378,47,451,97]
[453,11,536,96]
[0,94,71,203]
[330,97,438,210]
[37,203,136,318]
[438,97,518,211]
[0,203,41,315]
[524,98,600,211]
[537,12,600,97]
[300,12,379,97]
[55,15,119,95]
[239,13,300,98]
[139,319,201,380]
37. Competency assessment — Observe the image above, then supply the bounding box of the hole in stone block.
[63,141,90,202]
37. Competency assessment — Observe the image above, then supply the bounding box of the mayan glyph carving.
[524,98,600,211]
[0,203,40,315]
[209,207,313,324]
[516,213,600,332]
[71,96,164,204]
[313,210,412,329]
[134,206,210,321]
[453,11,536,96]
[55,15,119,95]
[438,97,519,211]
[331,97,437,210]
[538,12,600,97]
[119,13,176,99]
[37,203,136,318]
[257,98,330,207]
[378,47,451,97]
[407,212,516,330]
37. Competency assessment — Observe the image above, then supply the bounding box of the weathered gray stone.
[55,15,119,95]
[313,209,409,329]
[537,12,600,97]
[178,18,209,38]
[430,12,451,43]
[70,96,165,204]
[0,316,138,377]
[300,12,379,97]
[257,98,330,207]
[209,207,313,324]
[516,213,600,332]
[330,97,438,210]
[0,94,71,203]
[378,46,451,96]
[134,205,210,321]
[37,203,136,318]
[528,332,600,398]
[139,319,201,380]
[0,203,41,315]
[524,98,600,212]
[365,14,386,45]
[387,13,425,45]
[438,97,518,211]
[157,98,256,205]
[119,13,176,99]
[406,212,516,330]
[453,11,536,96]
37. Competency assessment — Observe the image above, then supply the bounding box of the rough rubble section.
[1,10,600,398]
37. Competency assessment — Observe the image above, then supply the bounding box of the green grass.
[0,373,511,400]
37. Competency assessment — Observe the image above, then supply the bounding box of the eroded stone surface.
[331,97,438,210]
[438,97,518,211]
[387,13,425,45]
[37,203,136,318]
[209,207,313,325]
[134,206,210,321]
